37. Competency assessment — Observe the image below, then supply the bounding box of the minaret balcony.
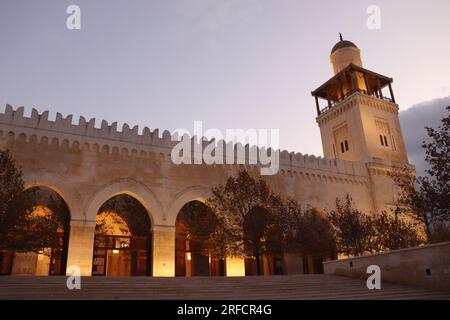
[311,64,396,116]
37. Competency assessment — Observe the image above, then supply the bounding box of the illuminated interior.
[92,194,152,276]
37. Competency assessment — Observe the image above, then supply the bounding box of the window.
[380,135,389,148]
[340,140,350,154]
[375,118,393,150]
[333,123,350,155]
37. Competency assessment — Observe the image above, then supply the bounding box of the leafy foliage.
[205,170,336,270]
[328,195,377,257]
[328,195,424,257]
[0,149,69,254]
[373,210,424,251]
[205,170,280,259]
[97,194,151,236]
[392,106,450,241]
[293,207,337,258]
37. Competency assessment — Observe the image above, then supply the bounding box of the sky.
[1,0,449,157]
[399,96,449,177]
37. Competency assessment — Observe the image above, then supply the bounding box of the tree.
[176,201,217,243]
[206,170,336,274]
[293,207,337,259]
[391,167,433,239]
[243,206,274,275]
[97,194,151,236]
[206,170,295,274]
[328,195,377,257]
[392,106,450,241]
[421,105,450,223]
[373,210,424,251]
[0,150,67,254]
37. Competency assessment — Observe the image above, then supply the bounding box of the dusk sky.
[1,0,449,157]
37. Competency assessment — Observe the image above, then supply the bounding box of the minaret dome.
[330,33,362,75]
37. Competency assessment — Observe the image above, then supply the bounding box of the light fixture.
[113,249,119,254]
[186,252,191,261]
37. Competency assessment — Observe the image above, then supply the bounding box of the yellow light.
[112,249,119,254]
[226,257,246,277]
[186,252,191,261]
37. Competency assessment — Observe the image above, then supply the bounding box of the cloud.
[399,96,450,176]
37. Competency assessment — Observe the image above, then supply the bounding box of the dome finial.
[339,32,343,41]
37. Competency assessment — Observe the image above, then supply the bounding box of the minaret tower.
[312,35,408,164]
[311,35,411,212]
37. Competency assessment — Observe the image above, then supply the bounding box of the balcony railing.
[318,89,395,115]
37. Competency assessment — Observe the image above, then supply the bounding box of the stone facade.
[0,40,414,276]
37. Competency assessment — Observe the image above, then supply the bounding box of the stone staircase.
[0,275,449,300]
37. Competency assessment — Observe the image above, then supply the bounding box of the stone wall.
[0,104,401,276]
[323,242,450,291]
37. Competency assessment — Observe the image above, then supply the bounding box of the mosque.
[0,38,412,277]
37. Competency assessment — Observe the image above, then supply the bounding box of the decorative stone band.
[316,91,399,127]
[366,161,415,177]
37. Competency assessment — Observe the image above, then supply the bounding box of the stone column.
[152,225,175,277]
[66,219,96,276]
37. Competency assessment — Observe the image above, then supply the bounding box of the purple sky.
[1,0,449,156]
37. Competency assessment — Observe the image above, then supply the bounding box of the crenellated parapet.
[0,105,369,184]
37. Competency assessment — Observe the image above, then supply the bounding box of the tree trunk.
[255,253,262,276]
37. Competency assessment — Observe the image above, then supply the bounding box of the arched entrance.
[175,201,225,277]
[0,186,70,276]
[91,194,152,276]
[244,206,283,276]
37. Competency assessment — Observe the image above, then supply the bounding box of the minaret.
[312,35,408,165]
[330,33,363,74]
[311,36,412,213]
